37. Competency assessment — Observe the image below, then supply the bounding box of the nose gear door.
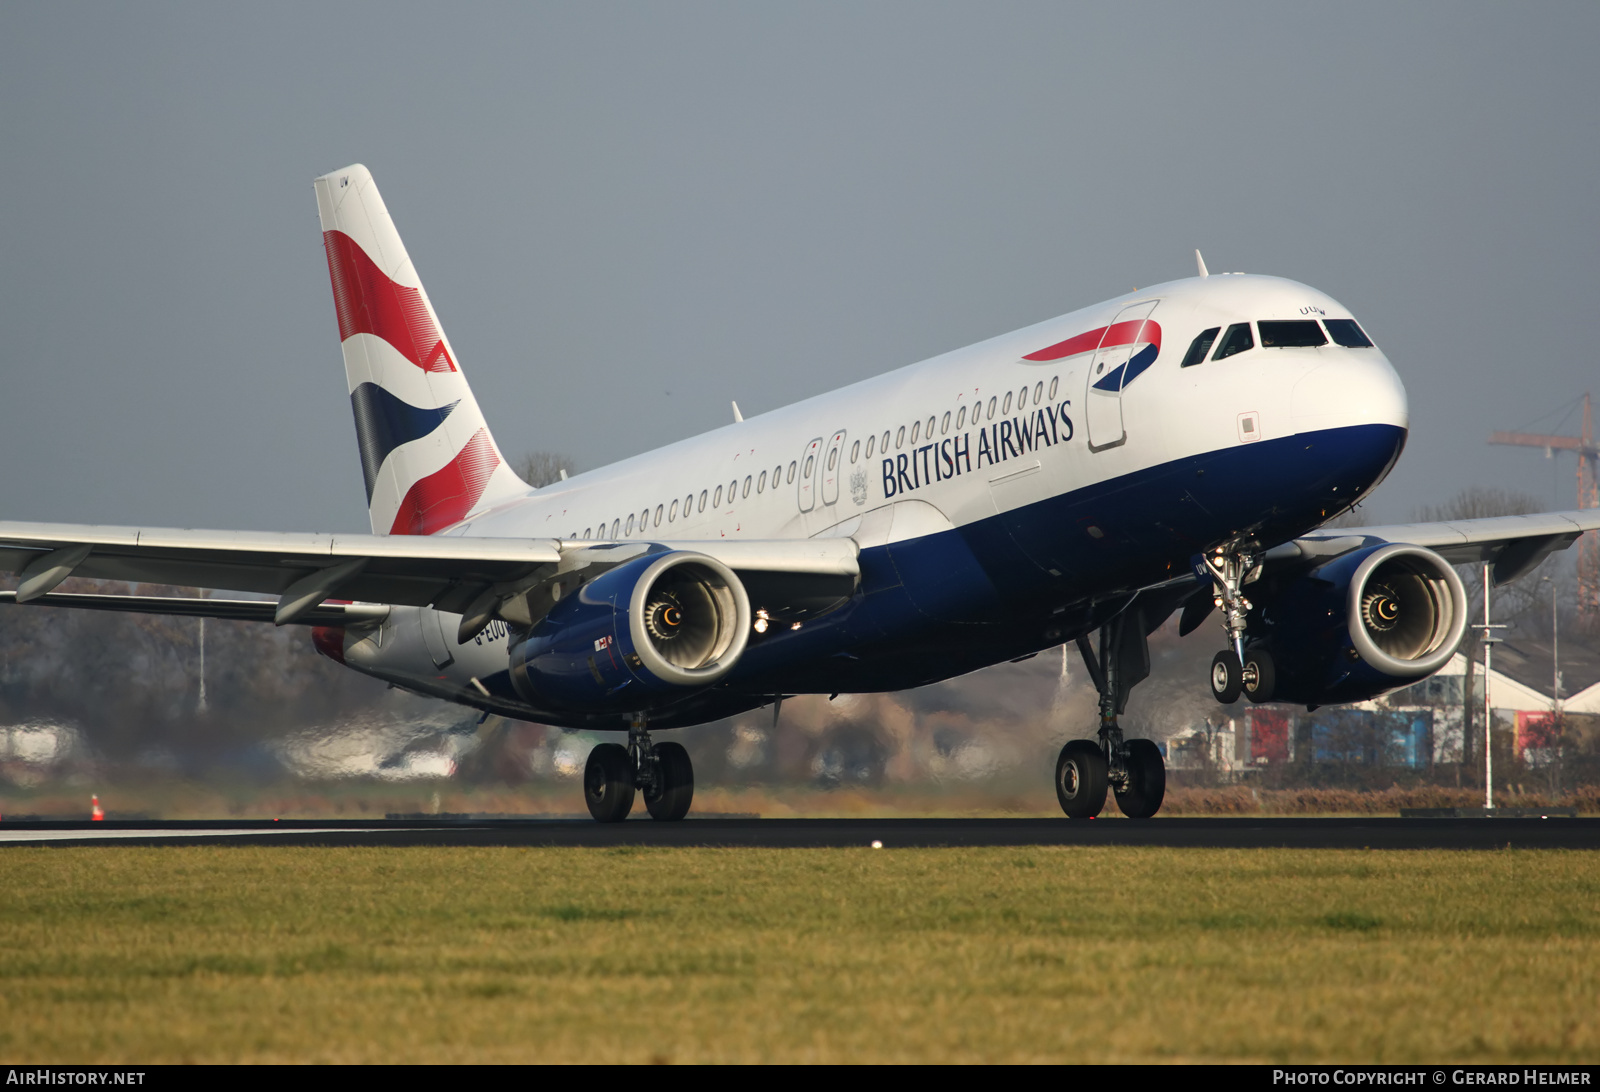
[1084,300,1159,452]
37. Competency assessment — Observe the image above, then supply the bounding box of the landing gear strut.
[1060,606,1166,819]
[1201,544,1275,704]
[582,715,695,823]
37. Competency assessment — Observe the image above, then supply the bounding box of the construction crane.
[1489,392,1598,630]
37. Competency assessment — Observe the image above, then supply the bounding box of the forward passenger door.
[1085,300,1159,451]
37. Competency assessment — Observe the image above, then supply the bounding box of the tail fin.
[313,164,527,535]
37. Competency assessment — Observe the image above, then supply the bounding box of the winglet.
[1195,250,1209,278]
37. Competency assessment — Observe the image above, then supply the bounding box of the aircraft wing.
[1275,508,1600,584]
[0,520,859,627]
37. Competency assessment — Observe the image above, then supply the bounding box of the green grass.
[0,846,1596,1062]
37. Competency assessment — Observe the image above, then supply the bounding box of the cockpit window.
[1258,320,1327,348]
[1181,327,1220,368]
[1323,319,1374,348]
[1212,323,1254,361]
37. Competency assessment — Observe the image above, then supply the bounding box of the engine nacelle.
[1253,543,1467,706]
[508,551,751,713]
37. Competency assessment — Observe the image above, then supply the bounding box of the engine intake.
[1345,544,1465,677]
[628,553,749,685]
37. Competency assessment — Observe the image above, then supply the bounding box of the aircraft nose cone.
[1291,354,1408,435]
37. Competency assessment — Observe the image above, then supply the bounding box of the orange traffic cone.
[91,794,104,822]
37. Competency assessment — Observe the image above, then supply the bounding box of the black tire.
[1115,738,1167,819]
[644,741,694,821]
[1243,649,1276,704]
[1210,650,1242,704]
[584,742,635,823]
[1055,739,1108,818]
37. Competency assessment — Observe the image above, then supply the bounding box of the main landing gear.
[1201,545,1275,705]
[583,714,695,823]
[1058,608,1166,819]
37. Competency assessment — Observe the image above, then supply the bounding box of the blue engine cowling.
[1251,543,1468,706]
[508,551,752,713]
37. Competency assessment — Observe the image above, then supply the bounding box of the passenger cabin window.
[827,448,838,470]
[1258,320,1327,348]
[1002,392,1013,415]
[851,440,861,462]
[1048,376,1058,399]
[625,514,635,535]
[787,461,797,483]
[1033,381,1043,404]
[654,504,664,526]
[1181,327,1221,367]
[742,476,751,498]
[758,470,767,493]
[699,490,708,512]
[611,519,620,538]
[986,396,997,417]
[956,406,967,429]
[941,411,950,434]
[669,499,678,521]
[880,430,890,452]
[925,416,934,437]
[866,435,875,458]
[713,485,723,507]
[1212,323,1254,361]
[895,426,905,449]
[1324,319,1374,348]
[910,421,920,444]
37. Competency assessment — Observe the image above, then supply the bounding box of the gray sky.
[3,2,1597,534]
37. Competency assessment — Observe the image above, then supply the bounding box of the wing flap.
[0,590,389,626]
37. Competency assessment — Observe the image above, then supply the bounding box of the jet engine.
[1251,543,1468,706]
[508,551,751,712]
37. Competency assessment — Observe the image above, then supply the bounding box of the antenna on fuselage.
[1195,250,1210,278]
[732,401,744,423]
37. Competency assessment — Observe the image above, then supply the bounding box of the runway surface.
[1,816,1597,849]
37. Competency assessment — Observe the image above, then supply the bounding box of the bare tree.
[512,451,579,489]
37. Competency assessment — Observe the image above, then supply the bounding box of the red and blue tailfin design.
[313,164,528,535]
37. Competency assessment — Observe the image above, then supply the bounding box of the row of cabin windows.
[569,374,1063,539]
[575,460,803,539]
[846,374,1062,464]
[1179,318,1374,368]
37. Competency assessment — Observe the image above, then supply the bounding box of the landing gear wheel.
[1242,650,1276,704]
[1114,738,1167,819]
[584,743,635,823]
[644,741,694,821]
[1210,650,1242,704]
[1055,739,1108,819]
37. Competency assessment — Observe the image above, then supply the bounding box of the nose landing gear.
[582,714,696,822]
[1202,545,1276,704]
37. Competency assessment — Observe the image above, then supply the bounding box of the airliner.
[2,164,1594,821]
